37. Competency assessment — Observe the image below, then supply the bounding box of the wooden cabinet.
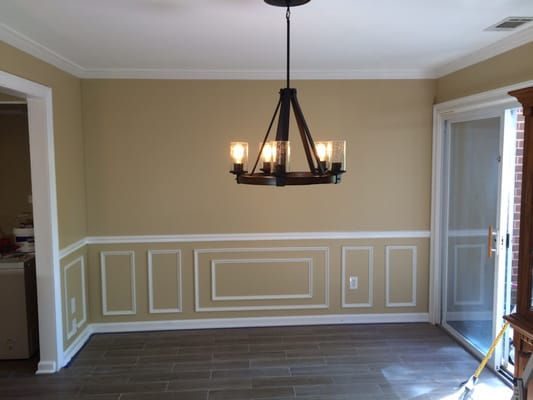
[505,86,533,397]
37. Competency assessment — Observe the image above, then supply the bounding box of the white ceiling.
[1,0,533,79]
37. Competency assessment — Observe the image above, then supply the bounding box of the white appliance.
[0,254,38,359]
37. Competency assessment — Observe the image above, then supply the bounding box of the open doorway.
[0,101,40,364]
[0,71,63,373]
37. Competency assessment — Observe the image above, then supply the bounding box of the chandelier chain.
[286,6,290,89]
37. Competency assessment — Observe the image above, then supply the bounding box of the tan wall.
[436,41,533,103]
[0,42,87,247]
[0,93,24,102]
[86,237,429,323]
[82,79,436,235]
[0,105,32,236]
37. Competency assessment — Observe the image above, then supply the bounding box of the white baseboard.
[62,324,94,367]
[60,313,429,369]
[36,360,57,375]
[90,313,429,334]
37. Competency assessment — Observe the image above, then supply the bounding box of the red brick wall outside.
[512,109,525,305]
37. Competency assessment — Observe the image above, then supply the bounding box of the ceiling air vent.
[485,17,533,31]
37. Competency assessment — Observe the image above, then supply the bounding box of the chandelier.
[229,0,346,186]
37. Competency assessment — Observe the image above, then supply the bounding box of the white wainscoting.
[341,246,373,308]
[100,251,136,316]
[210,258,313,301]
[63,255,87,340]
[148,249,182,314]
[386,245,417,308]
[194,247,329,312]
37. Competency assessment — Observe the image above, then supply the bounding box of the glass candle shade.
[329,140,346,173]
[315,141,331,172]
[260,141,275,174]
[230,142,248,173]
[272,141,290,175]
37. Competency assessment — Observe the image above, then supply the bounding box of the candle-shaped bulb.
[230,142,248,174]
[315,141,331,172]
[262,142,274,162]
[316,142,327,161]
[231,143,245,163]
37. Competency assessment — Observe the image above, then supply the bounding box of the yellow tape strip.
[473,321,511,379]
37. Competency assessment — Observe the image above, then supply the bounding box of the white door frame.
[0,70,63,373]
[430,81,533,326]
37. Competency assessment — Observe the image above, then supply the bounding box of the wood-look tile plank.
[207,386,294,400]
[212,368,290,379]
[167,377,251,391]
[121,391,208,400]
[129,370,211,383]
[252,375,333,388]
[80,382,167,395]
[0,323,511,400]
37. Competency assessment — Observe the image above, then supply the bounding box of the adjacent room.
[1,0,533,398]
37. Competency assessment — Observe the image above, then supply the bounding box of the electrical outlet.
[70,297,76,315]
[349,276,358,289]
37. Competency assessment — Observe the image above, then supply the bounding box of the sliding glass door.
[441,108,517,370]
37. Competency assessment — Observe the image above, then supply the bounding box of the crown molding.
[80,67,435,80]
[2,20,532,81]
[434,25,533,78]
[0,23,85,78]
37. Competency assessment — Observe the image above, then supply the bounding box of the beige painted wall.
[0,93,24,102]
[0,42,87,247]
[0,105,32,236]
[81,79,436,235]
[436,41,533,103]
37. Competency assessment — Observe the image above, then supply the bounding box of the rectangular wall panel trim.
[100,251,136,316]
[147,249,182,314]
[63,255,87,340]
[194,247,329,312]
[385,245,418,308]
[210,258,313,301]
[341,246,374,308]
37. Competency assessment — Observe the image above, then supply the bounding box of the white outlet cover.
[349,276,358,289]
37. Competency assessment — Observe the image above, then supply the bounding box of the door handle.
[488,225,497,258]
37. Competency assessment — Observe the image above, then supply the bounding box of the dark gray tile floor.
[0,323,512,399]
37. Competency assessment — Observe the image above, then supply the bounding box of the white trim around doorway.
[0,71,62,373]
[429,79,533,325]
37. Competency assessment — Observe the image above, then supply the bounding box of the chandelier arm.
[275,88,292,142]
[250,96,283,174]
[290,92,326,174]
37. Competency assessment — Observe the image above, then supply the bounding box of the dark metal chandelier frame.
[230,0,346,186]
